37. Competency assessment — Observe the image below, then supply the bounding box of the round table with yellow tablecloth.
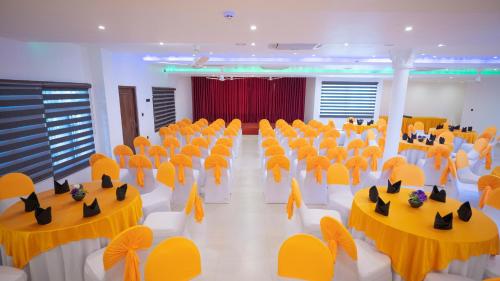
[0,181,143,281]
[349,187,499,281]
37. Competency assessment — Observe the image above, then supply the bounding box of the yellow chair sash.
[103,226,153,281]
[0,173,35,200]
[382,156,407,172]
[320,216,358,262]
[478,175,500,208]
[159,127,175,139]
[484,188,500,210]
[455,150,469,169]
[346,156,368,185]
[306,156,330,184]
[156,162,175,190]
[216,137,233,148]
[148,146,167,169]
[180,127,195,143]
[427,144,451,170]
[211,144,231,158]
[320,138,337,150]
[362,146,382,171]
[327,147,348,163]
[184,182,204,222]
[113,145,134,168]
[133,136,151,155]
[288,138,307,150]
[162,137,180,159]
[204,155,228,185]
[181,144,202,158]
[286,179,302,219]
[481,145,493,170]
[343,123,354,138]
[191,136,209,149]
[267,155,290,183]
[347,139,365,156]
[297,145,318,161]
[323,129,341,140]
[262,137,279,149]
[129,155,153,187]
[439,157,457,186]
[170,154,192,184]
[265,145,285,158]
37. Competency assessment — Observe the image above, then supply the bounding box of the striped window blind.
[319,81,378,118]
[0,82,53,183]
[152,87,176,132]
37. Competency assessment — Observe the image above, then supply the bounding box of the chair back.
[277,234,334,281]
[170,154,193,185]
[184,182,204,223]
[345,156,368,185]
[427,144,451,170]
[216,137,233,148]
[191,137,209,150]
[320,138,337,151]
[327,163,350,185]
[347,138,365,156]
[261,128,276,139]
[211,144,232,159]
[413,121,425,131]
[0,173,34,200]
[478,175,500,208]
[103,225,153,281]
[390,164,425,187]
[163,137,181,159]
[113,145,134,168]
[159,126,175,140]
[438,131,455,145]
[145,237,201,281]
[288,138,308,152]
[89,153,108,166]
[180,126,195,143]
[262,137,279,149]
[455,150,470,170]
[92,158,120,181]
[286,178,303,219]
[266,155,290,183]
[133,136,151,155]
[326,146,348,164]
[129,155,153,187]
[320,216,358,261]
[181,144,202,159]
[306,156,330,184]
[492,166,500,177]
[204,154,229,185]
[343,122,355,138]
[362,146,382,171]
[264,145,285,158]
[148,145,167,169]
[156,162,175,190]
[323,129,341,140]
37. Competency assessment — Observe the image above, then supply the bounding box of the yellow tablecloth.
[453,131,478,144]
[398,140,431,153]
[342,123,377,134]
[0,181,143,268]
[349,188,499,281]
[380,116,447,134]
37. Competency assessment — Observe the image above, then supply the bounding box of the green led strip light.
[162,66,500,75]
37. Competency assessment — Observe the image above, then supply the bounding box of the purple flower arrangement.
[409,190,427,208]
[70,184,87,201]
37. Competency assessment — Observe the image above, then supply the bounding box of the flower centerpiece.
[408,190,427,208]
[70,184,87,201]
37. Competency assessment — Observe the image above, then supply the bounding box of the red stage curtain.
[191,77,306,123]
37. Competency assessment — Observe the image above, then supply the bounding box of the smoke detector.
[223,11,236,20]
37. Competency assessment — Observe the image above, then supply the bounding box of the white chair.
[287,178,342,238]
[113,145,133,169]
[455,150,480,184]
[320,216,392,281]
[484,255,500,279]
[301,156,329,205]
[424,273,475,281]
[264,155,291,203]
[181,144,206,187]
[204,154,231,203]
[326,163,353,225]
[417,145,452,187]
[84,225,153,281]
[143,183,204,245]
[170,154,197,209]
[121,155,156,195]
[0,266,27,281]
[141,162,175,218]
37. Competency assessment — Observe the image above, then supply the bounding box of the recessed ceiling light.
[209,51,213,55]
[433,55,437,58]
[251,54,255,57]
[494,68,498,71]
[405,26,413,32]
[250,25,257,31]
[420,53,426,56]
[192,54,196,57]
[449,76,454,79]
[438,43,446,47]
[371,55,376,58]
[251,42,256,46]
[98,25,106,30]
[494,56,498,59]
[159,42,164,46]
[344,42,349,47]
[293,52,297,55]
[312,54,316,57]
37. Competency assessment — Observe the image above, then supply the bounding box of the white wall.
[304,78,316,122]
[461,77,500,133]
[380,80,466,124]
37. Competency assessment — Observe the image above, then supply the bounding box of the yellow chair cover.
[144,237,201,281]
[148,145,167,169]
[184,182,204,223]
[180,126,195,143]
[181,144,202,158]
[480,145,493,170]
[407,124,415,135]
[162,137,180,159]
[282,128,298,138]
[297,145,318,162]
[262,137,279,148]
[159,127,175,139]
[277,234,334,281]
[390,164,425,187]
[216,137,233,148]
[129,155,153,187]
[224,127,238,137]
[286,178,303,219]
[320,216,358,262]
[306,156,330,184]
[261,128,276,138]
[484,188,500,210]
[345,156,368,185]
[204,154,228,185]
[327,146,348,164]
[365,129,376,145]
[492,166,500,177]
[89,153,108,166]
[303,127,318,144]
[427,144,451,170]
[288,137,308,151]
[382,156,407,172]
[323,129,341,139]
[198,118,209,127]
[267,155,290,183]
[327,163,350,185]
[156,162,175,189]
[265,145,285,158]
[473,138,489,154]
[211,144,232,158]
[413,121,424,131]
[103,225,153,281]
[170,154,192,184]
[292,119,305,129]
[113,145,134,168]
[0,173,34,200]
[478,175,500,208]
[133,136,151,155]
[347,138,365,156]
[92,158,120,181]
[191,136,209,149]
[201,126,216,139]
[455,150,469,169]
[343,122,355,138]
[378,136,386,152]
[362,146,382,171]
[320,137,337,150]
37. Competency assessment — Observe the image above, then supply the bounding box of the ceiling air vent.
[269,43,322,50]
[260,65,290,70]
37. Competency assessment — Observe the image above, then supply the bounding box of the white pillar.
[383,49,414,161]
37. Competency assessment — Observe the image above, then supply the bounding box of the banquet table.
[398,140,453,164]
[0,181,143,281]
[349,187,499,281]
[342,123,377,134]
[380,116,447,134]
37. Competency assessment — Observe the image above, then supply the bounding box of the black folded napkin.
[436,124,444,129]
[35,206,52,225]
[101,174,113,188]
[429,134,436,141]
[430,186,446,202]
[411,133,417,140]
[369,186,379,203]
[54,179,70,194]
[375,197,390,216]
[467,126,472,132]
[402,133,409,140]
[367,120,374,126]
[454,125,460,130]
[407,138,414,144]
[449,125,455,132]
[418,136,425,142]
[434,212,453,230]
[20,192,40,212]
[348,119,354,124]
[357,119,363,125]
[387,180,401,194]
[426,139,434,146]
[116,184,128,201]
[461,127,467,132]
[439,137,445,144]
[83,198,101,217]
[457,201,472,222]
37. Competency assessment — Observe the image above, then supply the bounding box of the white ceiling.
[1,0,500,67]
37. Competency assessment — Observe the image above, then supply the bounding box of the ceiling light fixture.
[494,56,498,59]
[433,55,437,58]
[405,26,413,32]
[159,42,164,46]
[312,54,316,57]
[344,42,349,47]
[420,53,426,56]
[438,43,446,47]
[192,54,196,57]
[293,52,297,55]
[98,25,106,30]
[250,25,257,31]
[209,51,213,55]
[251,54,255,57]
[251,42,256,46]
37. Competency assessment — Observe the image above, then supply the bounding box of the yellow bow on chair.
[481,144,493,170]
[347,139,365,156]
[204,154,228,185]
[133,136,151,155]
[184,182,204,222]
[427,144,451,170]
[320,216,358,264]
[286,178,303,219]
[306,156,330,184]
[327,146,348,164]
[170,154,193,185]
[362,146,382,171]
[267,155,290,183]
[162,136,180,159]
[148,145,167,169]
[129,155,153,187]
[113,145,134,168]
[343,122,354,138]
[478,174,500,208]
[439,157,457,186]
[345,156,368,185]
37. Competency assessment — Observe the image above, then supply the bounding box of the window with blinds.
[152,87,176,132]
[0,80,95,183]
[319,81,378,118]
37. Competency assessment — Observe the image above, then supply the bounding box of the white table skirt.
[1,238,108,281]
[351,229,489,281]
[400,149,427,165]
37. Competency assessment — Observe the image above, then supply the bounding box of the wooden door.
[118,86,139,151]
